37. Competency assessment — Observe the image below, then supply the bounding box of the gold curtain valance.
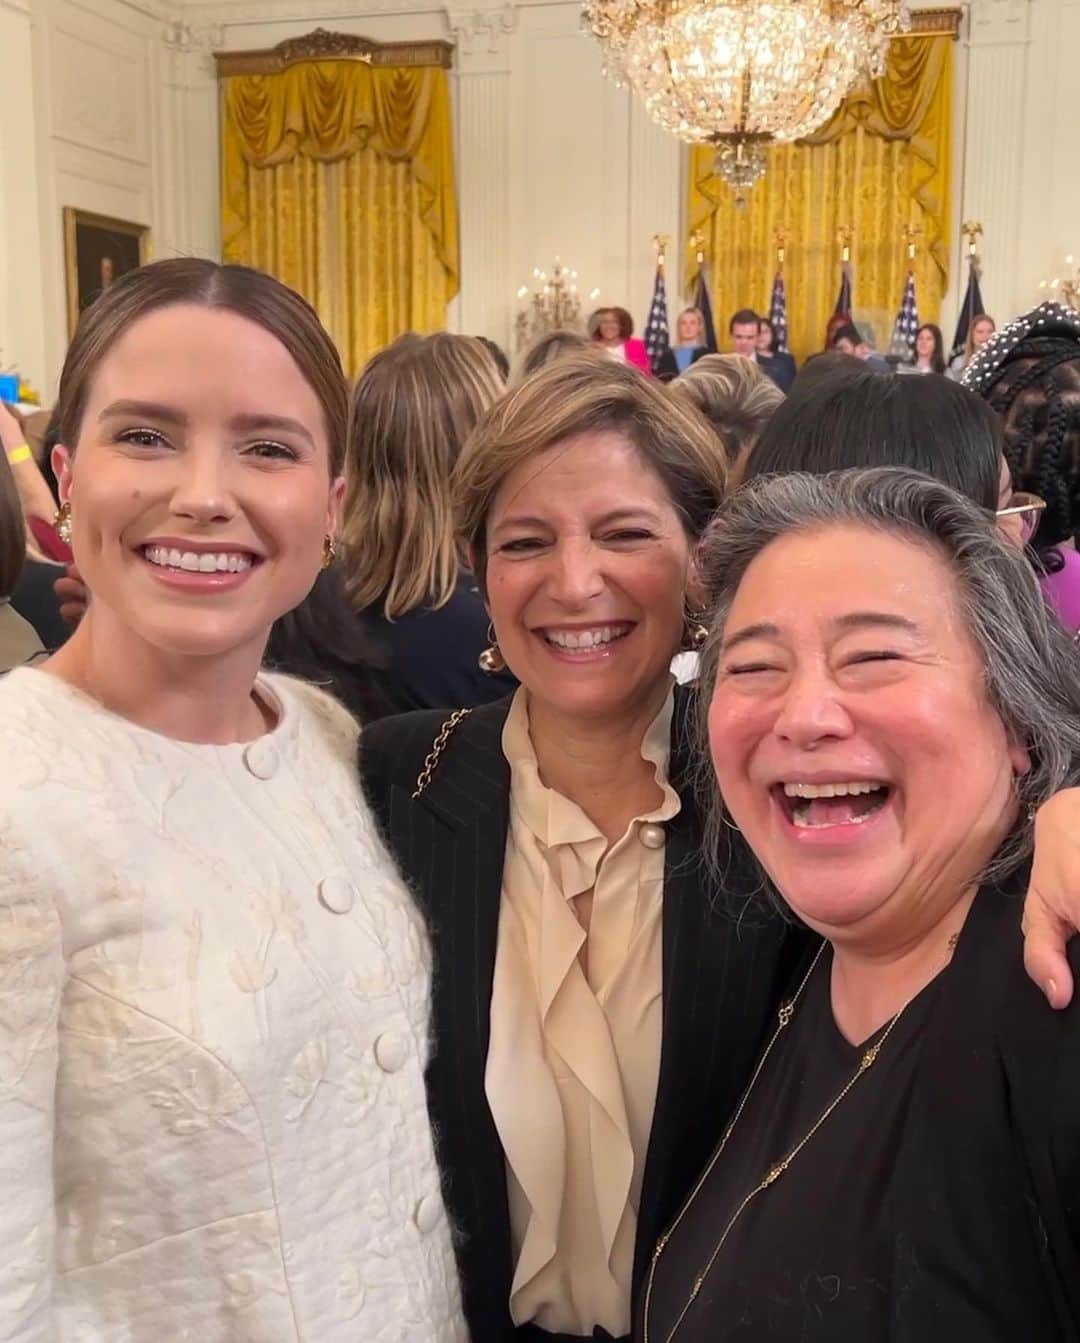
[686,31,953,360]
[221,54,458,297]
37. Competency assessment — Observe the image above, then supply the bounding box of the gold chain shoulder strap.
[411,708,473,799]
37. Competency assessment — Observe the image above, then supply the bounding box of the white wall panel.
[7,0,1079,395]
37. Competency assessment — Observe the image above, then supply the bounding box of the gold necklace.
[642,943,912,1343]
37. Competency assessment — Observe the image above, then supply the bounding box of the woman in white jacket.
[0,258,465,1343]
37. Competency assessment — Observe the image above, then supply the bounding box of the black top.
[655,347,708,382]
[356,572,517,718]
[639,883,1080,1343]
[756,350,798,392]
[359,688,809,1342]
[11,558,68,650]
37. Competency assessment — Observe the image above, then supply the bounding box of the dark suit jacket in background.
[356,573,517,719]
[756,350,798,392]
[360,687,807,1342]
[655,347,708,383]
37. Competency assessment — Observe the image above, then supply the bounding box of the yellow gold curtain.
[221,61,458,374]
[686,35,952,363]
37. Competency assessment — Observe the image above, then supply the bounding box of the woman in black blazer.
[641,468,1080,1342]
[359,363,1080,1343]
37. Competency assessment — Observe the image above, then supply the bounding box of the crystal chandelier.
[583,0,909,191]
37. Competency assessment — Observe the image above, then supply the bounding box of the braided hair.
[983,336,1080,569]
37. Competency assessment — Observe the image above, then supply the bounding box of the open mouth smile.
[773,779,893,832]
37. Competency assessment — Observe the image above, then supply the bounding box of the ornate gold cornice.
[215,28,454,77]
[906,7,963,38]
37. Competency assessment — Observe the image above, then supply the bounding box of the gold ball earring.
[321,535,336,570]
[54,501,72,546]
[478,623,506,674]
[682,612,709,651]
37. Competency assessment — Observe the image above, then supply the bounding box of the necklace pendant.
[861,1042,881,1070]
[778,1001,794,1028]
[764,1161,785,1186]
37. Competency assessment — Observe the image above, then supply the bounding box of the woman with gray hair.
[641,468,1080,1342]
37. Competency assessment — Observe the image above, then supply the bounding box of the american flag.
[890,270,920,359]
[768,270,789,353]
[644,262,670,373]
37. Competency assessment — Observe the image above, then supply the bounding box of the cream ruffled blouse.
[484,685,681,1337]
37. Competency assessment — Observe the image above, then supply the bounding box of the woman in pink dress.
[590,306,652,374]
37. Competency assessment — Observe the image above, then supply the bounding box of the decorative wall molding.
[446,3,516,56]
[967,0,1030,44]
[907,6,963,37]
[162,18,224,50]
[184,0,446,26]
[215,25,453,72]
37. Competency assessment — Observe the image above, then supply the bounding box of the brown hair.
[590,307,634,341]
[343,332,503,618]
[669,353,784,466]
[455,352,728,590]
[516,328,591,381]
[966,313,996,360]
[0,452,27,599]
[55,258,348,475]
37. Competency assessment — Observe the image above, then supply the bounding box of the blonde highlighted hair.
[454,352,728,589]
[669,353,784,465]
[342,332,503,618]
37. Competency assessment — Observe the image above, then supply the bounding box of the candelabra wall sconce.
[514,261,600,349]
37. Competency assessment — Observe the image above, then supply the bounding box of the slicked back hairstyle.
[55,258,348,475]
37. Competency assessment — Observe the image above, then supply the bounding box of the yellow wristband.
[5,444,32,465]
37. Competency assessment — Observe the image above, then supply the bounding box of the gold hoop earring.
[54,501,72,546]
[681,611,709,651]
[478,622,506,674]
[321,535,336,570]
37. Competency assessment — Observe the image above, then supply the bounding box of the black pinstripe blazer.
[359,687,808,1342]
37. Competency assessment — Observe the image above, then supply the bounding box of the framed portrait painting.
[64,208,150,337]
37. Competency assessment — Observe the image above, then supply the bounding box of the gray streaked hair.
[695,466,1080,892]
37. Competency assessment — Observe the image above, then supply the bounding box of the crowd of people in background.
[2,257,1080,1343]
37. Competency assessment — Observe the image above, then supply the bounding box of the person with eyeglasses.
[963,300,1080,636]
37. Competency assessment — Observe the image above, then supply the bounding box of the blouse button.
[243,740,279,780]
[374,1030,409,1073]
[639,822,666,850]
[318,876,356,915]
[414,1193,443,1234]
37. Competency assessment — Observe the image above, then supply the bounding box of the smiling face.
[484,429,693,724]
[54,303,343,670]
[707,524,1025,949]
[598,311,622,344]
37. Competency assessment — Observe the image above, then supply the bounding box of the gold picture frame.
[64,208,150,337]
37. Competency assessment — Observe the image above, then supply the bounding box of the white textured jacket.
[0,669,465,1343]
